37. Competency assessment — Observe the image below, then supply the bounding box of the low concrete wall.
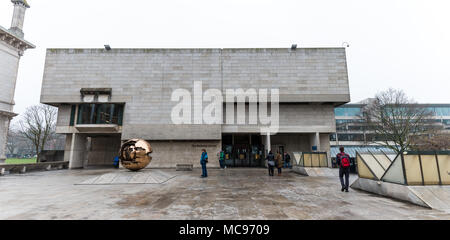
[292,166,339,177]
[351,178,430,208]
[0,161,69,175]
[292,166,309,176]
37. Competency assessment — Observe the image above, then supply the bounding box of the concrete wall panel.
[148,140,221,168]
[41,48,348,140]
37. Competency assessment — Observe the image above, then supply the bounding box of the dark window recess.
[69,105,76,126]
[77,104,124,125]
[330,134,337,141]
[337,134,364,141]
[366,134,389,141]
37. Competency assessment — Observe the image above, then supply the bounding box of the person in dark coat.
[336,147,351,192]
[266,151,275,176]
[200,149,208,178]
[219,150,225,169]
[283,152,292,169]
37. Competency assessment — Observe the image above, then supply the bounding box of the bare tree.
[18,104,57,162]
[411,133,450,151]
[7,124,35,157]
[6,127,18,155]
[360,89,436,154]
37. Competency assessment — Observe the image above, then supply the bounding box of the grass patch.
[5,158,37,164]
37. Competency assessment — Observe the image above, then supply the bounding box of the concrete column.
[265,133,271,154]
[0,115,11,163]
[309,132,320,152]
[319,133,332,167]
[66,133,88,169]
[315,132,321,152]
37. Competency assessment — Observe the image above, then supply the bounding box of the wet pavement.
[0,168,449,220]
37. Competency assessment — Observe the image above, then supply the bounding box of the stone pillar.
[9,0,30,38]
[0,115,11,163]
[319,133,332,167]
[65,133,88,169]
[265,133,271,154]
[309,132,320,152]
[315,132,321,152]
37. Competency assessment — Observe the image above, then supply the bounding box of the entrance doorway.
[222,134,265,168]
[271,145,285,156]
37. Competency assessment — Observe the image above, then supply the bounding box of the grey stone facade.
[0,1,34,162]
[41,48,349,168]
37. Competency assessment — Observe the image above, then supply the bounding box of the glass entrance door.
[222,134,265,168]
[234,144,250,167]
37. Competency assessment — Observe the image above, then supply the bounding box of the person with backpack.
[336,147,351,192]
[266,151,275,176]
[200,149,208,178]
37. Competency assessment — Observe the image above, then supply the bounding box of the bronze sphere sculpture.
[119,139,153,171]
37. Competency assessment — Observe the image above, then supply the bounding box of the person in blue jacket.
[113,156,120,169]
[200,149,208,178]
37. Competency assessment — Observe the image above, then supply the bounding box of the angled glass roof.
[331,146,397,159]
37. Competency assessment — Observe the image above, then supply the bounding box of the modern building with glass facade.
[40,47,350,169]
[330,101,450,168]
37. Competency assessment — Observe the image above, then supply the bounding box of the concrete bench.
[176,164,193,171]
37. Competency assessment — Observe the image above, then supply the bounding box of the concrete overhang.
[75,124,120,133]
[0,110,18,118]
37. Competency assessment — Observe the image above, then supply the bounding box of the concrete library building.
[40,47,350,169]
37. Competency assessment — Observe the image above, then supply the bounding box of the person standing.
[283,152,292,169]
[219,150,225,169]
[266,151,275,176]
[113,156,120,169]
[276,151,283,176]
[200,149,208,178]
[336,147,351,192]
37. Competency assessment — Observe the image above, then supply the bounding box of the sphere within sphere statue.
[119,139,153,171]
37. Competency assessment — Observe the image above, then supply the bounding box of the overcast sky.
[1,0,449,117]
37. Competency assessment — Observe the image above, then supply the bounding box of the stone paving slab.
[76,169,177,185]
[128,172,149,184]
[1,168,450,219]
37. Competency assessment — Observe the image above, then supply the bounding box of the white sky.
[1,0,449,117]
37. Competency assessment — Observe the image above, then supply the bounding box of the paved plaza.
[0,168,449,220]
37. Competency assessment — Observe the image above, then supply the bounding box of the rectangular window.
[69,105,76,126]
[77,104,124,125]
[335,107,362,117]
[337,134,364,141]
[329,134,337,141]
